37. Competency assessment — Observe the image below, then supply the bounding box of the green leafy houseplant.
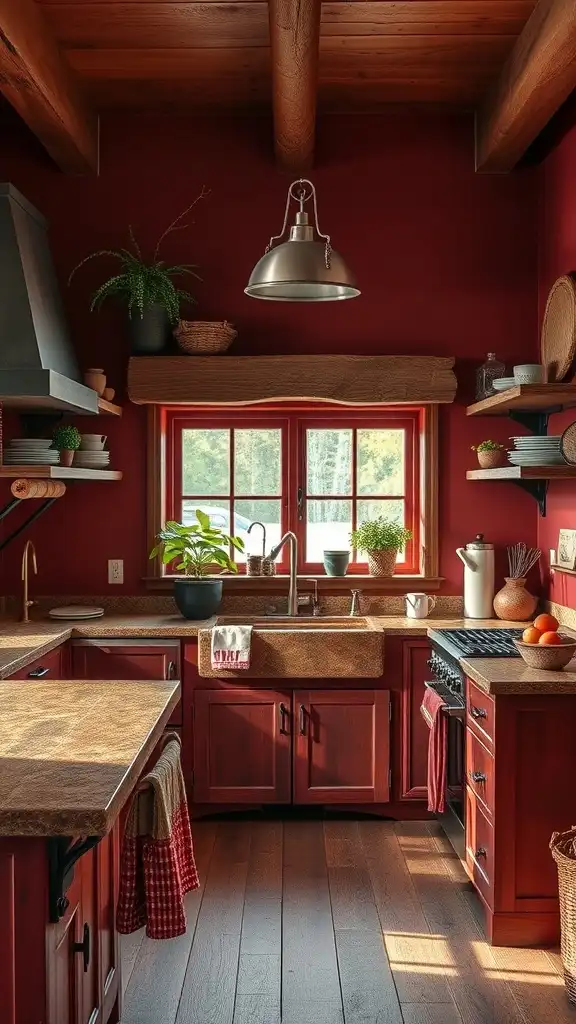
[149,510,245,619]
[471,439,505,469]
[470,440,505,453]
[350,517,413,578]
[51,425,81,452]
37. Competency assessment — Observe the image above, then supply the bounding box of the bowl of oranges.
[513,614,576,670]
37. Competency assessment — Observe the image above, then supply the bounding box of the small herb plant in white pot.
[350,517,413,577]
[149,509,245,619]
[471,440,505,469]
[51,425,81,467]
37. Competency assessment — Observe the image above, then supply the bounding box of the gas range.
[428,628,523,701]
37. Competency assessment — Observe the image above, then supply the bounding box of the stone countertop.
[462,656,576,695]
[0,678,180,836]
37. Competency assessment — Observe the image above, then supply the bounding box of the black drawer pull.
[470,705,487,720]
[474,847,487,859]
[28,666,49,678]
[166,660,177,680]
[469,770,487,784]
[73,923,91,972]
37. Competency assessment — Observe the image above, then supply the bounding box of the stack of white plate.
[492,378,517,392]
[74,450,111,470]
[507,436,565,466]
[3,439,59,465]
[49,605,104,620]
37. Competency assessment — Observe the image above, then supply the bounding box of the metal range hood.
[0,184,99,414]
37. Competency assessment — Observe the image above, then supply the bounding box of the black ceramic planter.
[173,579,223,620]
[130,304,170,354]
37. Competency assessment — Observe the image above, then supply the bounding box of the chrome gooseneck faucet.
[268,531,298,616]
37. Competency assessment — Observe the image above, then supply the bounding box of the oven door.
[424,681,466,860]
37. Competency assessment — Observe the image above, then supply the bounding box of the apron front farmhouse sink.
[197,618,384,678]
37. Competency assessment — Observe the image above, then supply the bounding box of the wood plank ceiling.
[37,0,537,113]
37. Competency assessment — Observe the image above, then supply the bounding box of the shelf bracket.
[0,496,60,553]
[507,407,562,435]
[512,478,548,517]
[47,835,101,922]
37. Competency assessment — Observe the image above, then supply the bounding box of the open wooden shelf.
[97,398,122,417]
[467,384,576,417]
[467,466,576,481]
[0,466,122,481]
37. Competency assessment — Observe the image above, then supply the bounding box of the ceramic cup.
[513,364,544,385]
[323,550,350,576]
[80,433,107,450]
[405,593,437,619]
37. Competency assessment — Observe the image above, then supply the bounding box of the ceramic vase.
[367,548,397,577]
[84,368,106,396]
[102,387,115,402]
[323,550,350,576]
[477,449,504,469]
[493,577,537,621]
[130,304,170,354]
[59,449,75,467]
[173,578,223,620]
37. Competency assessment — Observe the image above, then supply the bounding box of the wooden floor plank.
[401,1004,463,1024]
[324,820,364,867]
[335,928,403,1024]
[485,945,574,1024]
[384,931,455,1004]
[232,994,281,1024]
[120,926,145,996]
[360,820,431,936]
[121,822,217,1024]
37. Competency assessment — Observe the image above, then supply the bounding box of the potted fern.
[69,189,208,354]
[350,517,413,577]
[149,510,245,619]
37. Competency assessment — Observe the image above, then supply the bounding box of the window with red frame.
[164,408,420,574]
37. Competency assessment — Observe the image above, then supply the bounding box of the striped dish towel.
[211,624,253,669]
[116,733,199,939]
[420,687,448,814]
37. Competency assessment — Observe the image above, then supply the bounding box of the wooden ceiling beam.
[0,0,98,173]
[475,0,576,172]
[268,0,321,172]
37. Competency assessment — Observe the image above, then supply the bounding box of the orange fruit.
[538,631,563,646]
[522,626,542,644]
[534,613,559,633]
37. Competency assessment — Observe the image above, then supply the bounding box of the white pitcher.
[456,534,495,619]
[405,592,437,619]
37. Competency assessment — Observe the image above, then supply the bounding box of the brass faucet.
[21,540,38,623]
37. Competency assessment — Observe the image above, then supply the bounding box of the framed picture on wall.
[557,529,576,570]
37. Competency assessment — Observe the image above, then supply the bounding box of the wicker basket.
[174,320,237,355]
[551,827,576,1003]
[367,549,397,577]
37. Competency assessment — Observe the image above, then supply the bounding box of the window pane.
[182,499,230,535]
[355,499,405,563]
[235,499,282,563]
[307,429,352,495]
[357,429,405,495]
[182,429,229,495]
[234,429,282,495]
[306,499,352,562]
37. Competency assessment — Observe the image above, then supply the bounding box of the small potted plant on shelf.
[68,189,208,355]
[51,425,81,467]
[350,517,413,577]
[149,509,245,619]
[471,439,505,469]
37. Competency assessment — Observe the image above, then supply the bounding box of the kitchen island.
[0,677,179,1024]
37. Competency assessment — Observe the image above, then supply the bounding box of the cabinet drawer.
[465,729,494,817]
[465,786,494,907]
[466,680,494,748]
[10,645,64,680]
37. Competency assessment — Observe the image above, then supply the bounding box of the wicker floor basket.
[174,320,237,355]
[551,826,576,1003]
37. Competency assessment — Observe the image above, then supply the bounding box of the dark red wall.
[0,113,538,596]
[537,101,576,608]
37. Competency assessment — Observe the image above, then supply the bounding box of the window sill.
[143,574,445,593]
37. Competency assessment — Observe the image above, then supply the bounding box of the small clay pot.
[477,449,504,469]
[59,449,75,467]
[102,387,115,402]
[84,368,106,396]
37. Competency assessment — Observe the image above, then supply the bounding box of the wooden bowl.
[513,638,576,671]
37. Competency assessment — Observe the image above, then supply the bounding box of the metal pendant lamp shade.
[245,179,360,302]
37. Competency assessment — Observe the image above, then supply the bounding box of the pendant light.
[245,179,360,302]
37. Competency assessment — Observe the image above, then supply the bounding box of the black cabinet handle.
[73,923,91,973]
[278,702,289,734]
[474,847,487,859]
[470,706,487,720]
[299,704,307,735]
[166,660,177,680]
[28,666,49,678]
[469,770,487,784]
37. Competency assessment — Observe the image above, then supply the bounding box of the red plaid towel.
[420,687,448,814]
[116,734,199,939]
[211,624,252,670]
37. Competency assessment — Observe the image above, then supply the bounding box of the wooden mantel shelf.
[467,383,576,417]
[0,467,122,481]
[128,355,457,407]
[467,466,576,481]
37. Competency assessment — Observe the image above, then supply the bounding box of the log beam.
[0,0,98,173]
[268,0,321,172]
[476,0,576,173]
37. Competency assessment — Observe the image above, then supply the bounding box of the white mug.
[405,592,437,619]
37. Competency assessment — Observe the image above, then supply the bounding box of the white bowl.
[513,364,544,384]
[492,378,516,391]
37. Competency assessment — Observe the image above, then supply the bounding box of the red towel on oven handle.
[420,686,448,814]
[116,734,199,939]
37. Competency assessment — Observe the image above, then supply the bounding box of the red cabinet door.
[96,826,121,1024]
[193,688,291,803]
[400,639,432,800]
[71,641,182,724]
[293,689,390,804]
[10,644,66,680]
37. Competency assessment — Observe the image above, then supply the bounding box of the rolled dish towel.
[211,624,253,670]
[420,686,448,814]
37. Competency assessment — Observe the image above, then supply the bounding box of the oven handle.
[424,681,465,719]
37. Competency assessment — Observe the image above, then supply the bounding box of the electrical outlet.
[108,559,124,585]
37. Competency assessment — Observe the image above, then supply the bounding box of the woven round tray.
[551,826,576,1003]
[174,320,237,355]
[541,276,576,382]
[560,421,576,465]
